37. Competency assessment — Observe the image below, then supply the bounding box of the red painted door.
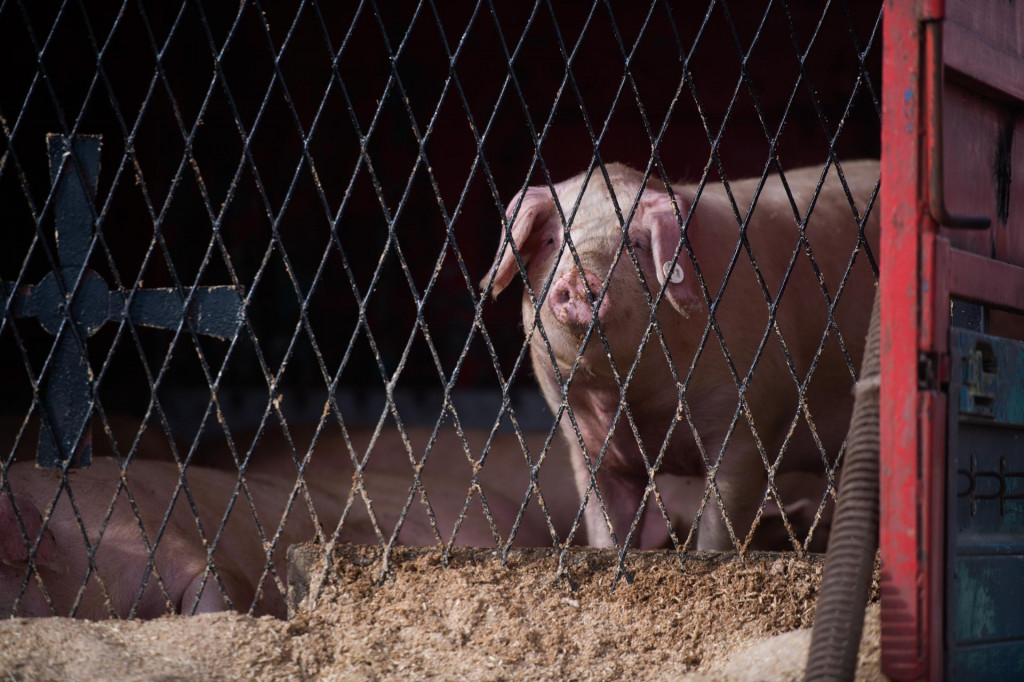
[881,1,1024,679]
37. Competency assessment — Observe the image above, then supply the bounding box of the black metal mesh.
[0,0,881,617]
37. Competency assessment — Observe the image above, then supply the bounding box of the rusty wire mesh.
[0,0,881,618]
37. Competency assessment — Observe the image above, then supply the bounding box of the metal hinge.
[918,350,949,391]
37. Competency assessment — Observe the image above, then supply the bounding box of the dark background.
[0,1,881,447]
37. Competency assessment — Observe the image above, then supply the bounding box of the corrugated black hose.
[804,291,881,681]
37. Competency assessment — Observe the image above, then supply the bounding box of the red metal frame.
[880,1,946,678]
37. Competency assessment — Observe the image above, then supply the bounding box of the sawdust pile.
[0,547,882,681]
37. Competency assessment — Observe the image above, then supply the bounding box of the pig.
[481,161,879,550]
[0,427,564,619]
[1,460,300,619]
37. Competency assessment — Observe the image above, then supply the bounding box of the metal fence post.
[3,134,245,467]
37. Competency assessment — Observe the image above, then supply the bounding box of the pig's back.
[687,161,879,467]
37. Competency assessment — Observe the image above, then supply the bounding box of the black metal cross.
[3,134,244,467]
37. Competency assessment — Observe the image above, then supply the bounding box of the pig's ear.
[0,493,59,568]
[641,191,701,318]
[480,186,560,297]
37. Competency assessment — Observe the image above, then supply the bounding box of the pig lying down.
[1,459,310,619]
[482,161,879,550]
[0,429,562,619]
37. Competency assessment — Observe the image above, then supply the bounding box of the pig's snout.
[548,270,609,330]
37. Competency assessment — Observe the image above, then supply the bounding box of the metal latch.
[961,343,997,417]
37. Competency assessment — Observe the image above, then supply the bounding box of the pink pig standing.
[482,161,879,550]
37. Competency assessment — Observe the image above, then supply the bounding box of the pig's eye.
[633,240,644,249]
[546,238,555,245]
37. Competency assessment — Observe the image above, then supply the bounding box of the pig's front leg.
[570,448,669,548]
[695,445,767,551]
[571,450,632,548]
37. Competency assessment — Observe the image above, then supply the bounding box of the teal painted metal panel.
[949,641,1024,681]
[952,556,1024,643]
[948,329,1024,680]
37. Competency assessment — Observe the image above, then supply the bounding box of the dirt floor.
[0,545,882,681]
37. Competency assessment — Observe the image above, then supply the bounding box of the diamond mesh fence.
[1,0,881,618]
